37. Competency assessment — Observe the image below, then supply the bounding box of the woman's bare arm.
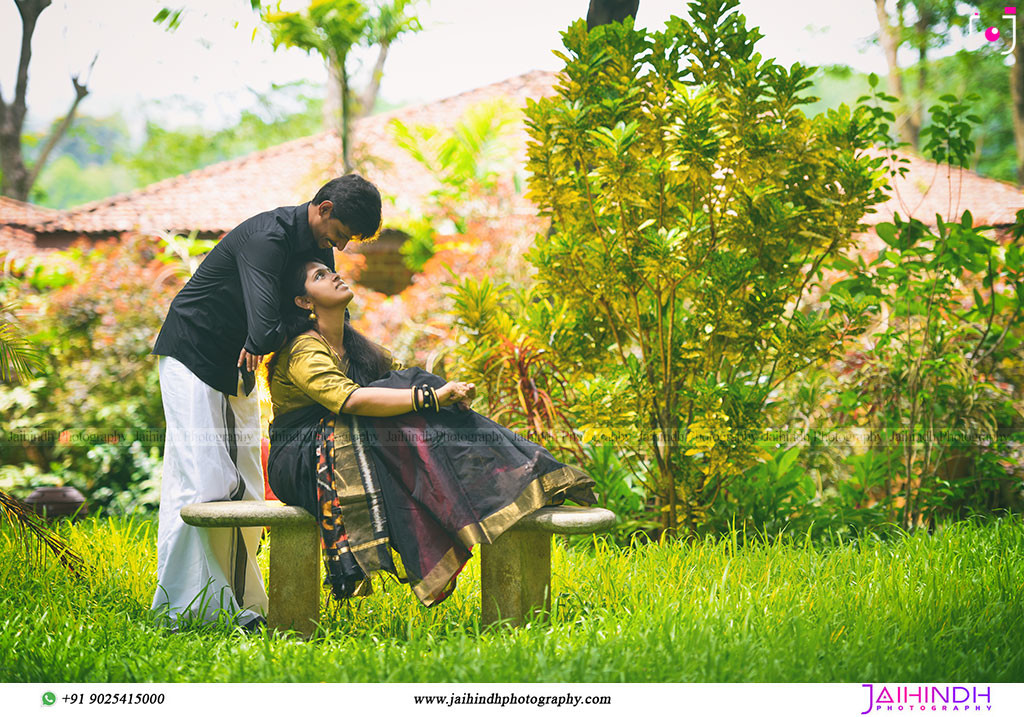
[340,382,476,417]
[339,387,414,417]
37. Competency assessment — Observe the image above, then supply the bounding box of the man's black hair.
[312,174,382,238]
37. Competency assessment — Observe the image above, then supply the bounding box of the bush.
[0,236,182,515]
[504,0,887,536]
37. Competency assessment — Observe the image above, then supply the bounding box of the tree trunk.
[1011,15,1024,184]
[340,55,352,173]
[0,0,89,202]
[0,120,30,201]
[323,56,343,133]
[324,51,353,173]
[911,21,928,149]
[0,1,51,201]
[874,0,917,146]
[356,41,390,119]
[586,0,639,29]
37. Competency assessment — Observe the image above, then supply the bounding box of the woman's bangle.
[417,383,438,413]
[410,384,440,413]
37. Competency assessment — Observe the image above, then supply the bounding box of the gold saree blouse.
[268,333,406,417]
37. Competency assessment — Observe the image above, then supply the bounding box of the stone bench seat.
[180,500,616,637]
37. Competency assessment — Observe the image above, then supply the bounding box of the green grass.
[2,514,1023,682]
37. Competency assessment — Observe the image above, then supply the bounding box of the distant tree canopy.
[871,0,1024,184]
[28,83,325,208]
[154,1,423,174]
[255,0,422,172]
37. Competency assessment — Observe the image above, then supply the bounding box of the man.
[151,174,382,630]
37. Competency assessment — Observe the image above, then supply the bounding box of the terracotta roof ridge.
[44,130,336,227]
[0,195,61,230]
[0,195,59,213]
[866,145,1023,191]
[39,70,558,230]
[352,68,556,127]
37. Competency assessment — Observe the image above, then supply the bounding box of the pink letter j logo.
[972,7,1018,55]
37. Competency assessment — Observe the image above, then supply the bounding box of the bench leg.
[267,521,320,638]
[480,530,551,627]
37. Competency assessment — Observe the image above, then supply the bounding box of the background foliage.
[0,237,183,515]
[2,0,1022,545]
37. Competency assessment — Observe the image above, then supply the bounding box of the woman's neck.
[314,306,346,356]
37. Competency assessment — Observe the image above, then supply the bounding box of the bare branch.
[25,56,95,192]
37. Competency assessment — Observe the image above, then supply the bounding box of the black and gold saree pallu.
[268,366,597,607]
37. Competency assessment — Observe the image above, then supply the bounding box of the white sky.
[0,0,987,133]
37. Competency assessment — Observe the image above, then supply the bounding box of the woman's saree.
[268,367,596,607]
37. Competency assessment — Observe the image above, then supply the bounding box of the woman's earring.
[308,306,317,321]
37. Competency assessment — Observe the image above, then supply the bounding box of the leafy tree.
[155,1,422,172]
[259,0,367,172]
[0,0,97,201]
[516,0,887,535]
[967,1,1024,182]
[257,0,421,171]
[944,49,1016,181]
[873,1,1024,182]
[354,0,422,119]
[828,86,1024,529]
[802,56,1017,183]
[871,0,964,147]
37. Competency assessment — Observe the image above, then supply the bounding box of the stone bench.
[180,500,616,637]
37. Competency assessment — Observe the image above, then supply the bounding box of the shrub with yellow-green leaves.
[510,0,888,535]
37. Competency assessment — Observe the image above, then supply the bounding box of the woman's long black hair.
[265,256,392,387]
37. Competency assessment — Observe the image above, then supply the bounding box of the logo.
[860,684,993,713]
[968,6,1017,55]
[41,692,56,706]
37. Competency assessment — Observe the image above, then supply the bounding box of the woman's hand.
[437,381,476,409]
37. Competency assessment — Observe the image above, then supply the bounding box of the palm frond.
[0,304,48,382]
[0,490,86,576]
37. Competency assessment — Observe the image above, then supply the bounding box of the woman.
[264,258,596,607]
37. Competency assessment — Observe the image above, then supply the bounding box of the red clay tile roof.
[5,70,1023,244]
[0,224,40,260]
[36,70,559,236]
[864,147,1024,227]
[0,195,59,227]
[0,197,60,259]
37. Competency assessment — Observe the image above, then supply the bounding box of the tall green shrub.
[828,88,1024,530]
[517,0,887,535]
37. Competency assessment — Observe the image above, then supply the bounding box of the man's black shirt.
[152,202,334,396]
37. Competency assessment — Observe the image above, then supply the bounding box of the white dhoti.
[152,355,269,627]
